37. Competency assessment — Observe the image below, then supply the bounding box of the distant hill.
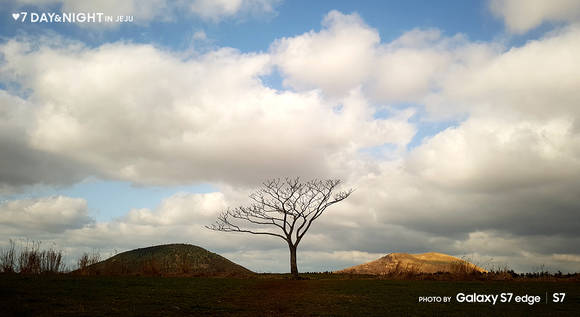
[336,252,487,275]
[78,244,253,277]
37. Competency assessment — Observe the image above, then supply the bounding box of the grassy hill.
[336,252,486,275]
[77,244,253,277]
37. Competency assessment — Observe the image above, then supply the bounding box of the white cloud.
[426,25,580,120]
[369,29,465,103]
[190,0,243,18]
[0,196,92,233]
[490,0,580,34]
[406,116,580,192]
[270,13,490,104]
[0,91,89,193]
[0,37,414,187]
[553,253,580,263]
[192,30,207,41]
[272,11,580,119]
[125,192,227,225]
[190,0,279,21]
[271,11,380,96]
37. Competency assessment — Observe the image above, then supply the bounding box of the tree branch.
[206,178,353,249]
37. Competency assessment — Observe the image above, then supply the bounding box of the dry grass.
[76,249,101,275]
[444,258,486,279]
[378,261,424,279]
[0,240,65,274]
[366,260,485,281]
[0,239,16,273]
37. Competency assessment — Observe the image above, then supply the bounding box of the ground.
[1,275,579,316]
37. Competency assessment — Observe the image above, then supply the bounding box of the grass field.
[1,275,579,316]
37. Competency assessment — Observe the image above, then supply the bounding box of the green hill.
[79,244,253,277]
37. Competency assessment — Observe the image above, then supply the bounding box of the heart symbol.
[12,13,20,21]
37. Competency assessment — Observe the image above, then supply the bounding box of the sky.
[1,0,580,273]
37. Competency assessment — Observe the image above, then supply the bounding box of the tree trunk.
[289,244,298,278]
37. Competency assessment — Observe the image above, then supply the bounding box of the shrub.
[40,247,64,273]
[0,239,17,273]
[18,240,42,274]
[15,240,65,274]
[76,250,101,274]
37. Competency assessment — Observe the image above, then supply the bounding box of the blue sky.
[1,0,580,273]
[2,1,505,49]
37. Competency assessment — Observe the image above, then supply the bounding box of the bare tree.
[206,177,353,278]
